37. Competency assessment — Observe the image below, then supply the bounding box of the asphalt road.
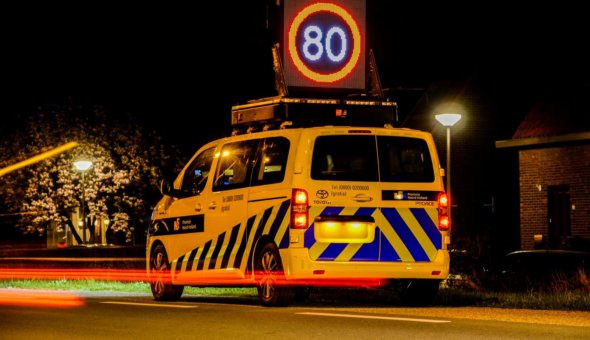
[0,290,588,339]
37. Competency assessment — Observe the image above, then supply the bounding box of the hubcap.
[259,250,278,299]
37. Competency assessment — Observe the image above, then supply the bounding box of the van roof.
[231,96,398,134]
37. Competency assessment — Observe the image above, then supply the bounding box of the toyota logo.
[316,190,329,199]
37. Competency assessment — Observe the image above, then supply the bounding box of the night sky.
[2,1,589,174]
[2,1,589,250]
[3,2,588,146]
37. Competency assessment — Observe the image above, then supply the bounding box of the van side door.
[156,146,216,264]
[204,139,260,274]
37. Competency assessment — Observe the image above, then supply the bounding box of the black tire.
[400,279,440,306]
[149,244,184,301]
[255,242,294,307]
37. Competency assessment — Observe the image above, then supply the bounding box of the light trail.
[0,141,78,177]
[0,288,85,308]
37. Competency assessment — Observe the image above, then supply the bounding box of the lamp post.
[435,113,462,222]
[74,160,93,244]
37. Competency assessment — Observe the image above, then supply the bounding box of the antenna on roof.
[272,43,289,97]
[368,49,384,100]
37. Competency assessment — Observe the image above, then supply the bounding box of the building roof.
[496,89,590,149]
[512,98,589,139]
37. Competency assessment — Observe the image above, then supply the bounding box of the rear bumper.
[281,248,449,282]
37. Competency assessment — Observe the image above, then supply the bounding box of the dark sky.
[2,1,589,245]
[2,1,589,150]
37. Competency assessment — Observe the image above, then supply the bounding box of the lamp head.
[435,113,462,127]
[74,160,93,171]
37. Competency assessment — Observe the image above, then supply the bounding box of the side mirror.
[160,178,178,197]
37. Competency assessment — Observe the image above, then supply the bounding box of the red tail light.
[438,192,450,231]
[291,189,309,229]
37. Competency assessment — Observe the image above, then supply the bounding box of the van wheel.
[149,244,184,301]
[400,279,440,306]
[255,242,294,307]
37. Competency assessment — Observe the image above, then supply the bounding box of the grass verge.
[0,279,258,297]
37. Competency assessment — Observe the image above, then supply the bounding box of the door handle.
[209,202,217,210]
[195,203,202,212]
[352,194,373,202]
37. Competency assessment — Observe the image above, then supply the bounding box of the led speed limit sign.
[283,0,366,90]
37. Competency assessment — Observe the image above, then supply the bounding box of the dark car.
[500,249,590,291]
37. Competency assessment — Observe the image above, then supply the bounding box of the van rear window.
[311,136,378,181]
[377,136,434,183]
[311,135,434,183]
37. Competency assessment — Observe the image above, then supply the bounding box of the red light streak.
[0,268,149,282]
[0,288,85,308]
[0,268,386,291]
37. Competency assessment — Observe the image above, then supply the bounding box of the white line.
[101,301,197,309]
[297,312,450,323]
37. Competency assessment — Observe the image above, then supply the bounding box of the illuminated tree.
[0,98,183,245]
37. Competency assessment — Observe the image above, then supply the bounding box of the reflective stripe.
[305,206,441,263]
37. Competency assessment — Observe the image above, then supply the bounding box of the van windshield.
[311,135,434,183]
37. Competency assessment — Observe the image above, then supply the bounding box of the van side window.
[213,140,259,191]
[251,137,290,186]
[377,136,434,182]
[180,147,216,197]
[311,135,378,181]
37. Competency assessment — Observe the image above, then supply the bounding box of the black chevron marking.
[234,216,256,269]
[197,240,212,271]
[208,232,226,269]
[175,254,185,275]
[186,248,199,271]
[221,224,241,269]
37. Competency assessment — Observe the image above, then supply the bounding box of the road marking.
[297,312,450,323]
[101,301,196,308]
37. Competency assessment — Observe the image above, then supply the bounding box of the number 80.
[302,25,348,63]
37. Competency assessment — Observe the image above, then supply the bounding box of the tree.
[0,98,183,245]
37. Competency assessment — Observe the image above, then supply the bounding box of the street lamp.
[74,159,93,244]
[435,112,462,223]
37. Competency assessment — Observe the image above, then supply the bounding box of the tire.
[255,242,294,307]
[149,244,184,301]
[400,279,440,306]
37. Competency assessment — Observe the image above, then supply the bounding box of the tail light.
[438,192,450,231]
[291,188,309,229]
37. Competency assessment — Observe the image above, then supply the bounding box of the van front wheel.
[149,244,184,301]
[255,242,294,307]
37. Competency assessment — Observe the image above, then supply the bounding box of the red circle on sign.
[288,3,362,83]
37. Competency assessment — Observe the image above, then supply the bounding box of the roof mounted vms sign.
[283,0,366,90]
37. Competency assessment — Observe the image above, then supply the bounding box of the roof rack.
[231,96,397,135]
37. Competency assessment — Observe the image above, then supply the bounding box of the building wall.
[519,144,590,249]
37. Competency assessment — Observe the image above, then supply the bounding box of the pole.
[446,126,452,223]
[81,172,86,244]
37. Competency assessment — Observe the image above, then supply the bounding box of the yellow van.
[146,97,450,306]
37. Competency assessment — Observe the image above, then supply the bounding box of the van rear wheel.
[149,244,184,301]
[255,242,294,307]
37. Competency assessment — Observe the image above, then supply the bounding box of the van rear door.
[376,134,443,263]
[306,132,381,262]
[304,129,443,263]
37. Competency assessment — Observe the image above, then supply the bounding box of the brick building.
[496,96,590,251]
